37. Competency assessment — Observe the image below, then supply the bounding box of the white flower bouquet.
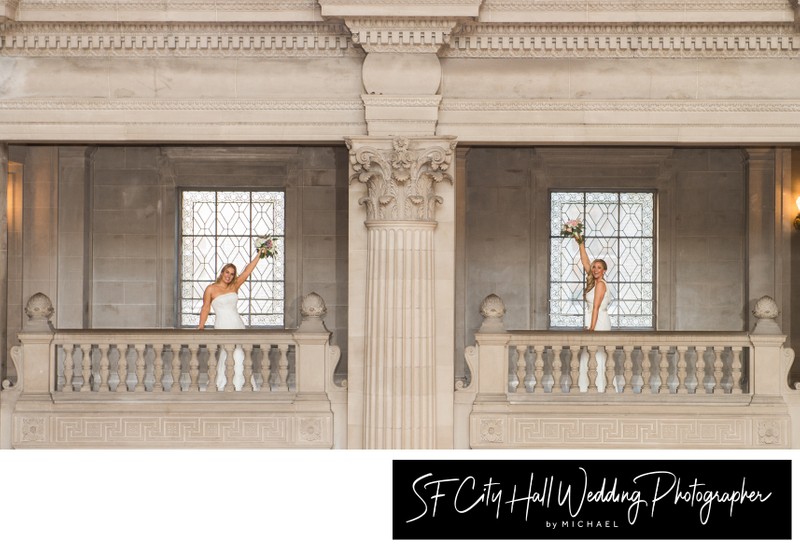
[560,219,584,244]
[255,235,278,259]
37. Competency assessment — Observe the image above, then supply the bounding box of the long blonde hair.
[215,263,238,286]
[584,259,608,300]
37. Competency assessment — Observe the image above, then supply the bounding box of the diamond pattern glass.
[550,191,655,329]
[180,190,285,328]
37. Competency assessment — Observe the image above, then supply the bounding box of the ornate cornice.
[443,22,800,58]
[346,136,457,222]
[345,17,459,53]
[4,19,799,58]
[0,21,357,57]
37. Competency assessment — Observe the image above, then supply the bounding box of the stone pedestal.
[347,136,456,448]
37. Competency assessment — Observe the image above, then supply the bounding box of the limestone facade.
[1,1,799,449]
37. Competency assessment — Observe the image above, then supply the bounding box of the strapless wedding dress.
[579,280,616,392]
[211,292,246,391]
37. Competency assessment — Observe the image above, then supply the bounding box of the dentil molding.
[3,20,800,58]
[444,22,800,58]
[0,21,356,56]
[345,17,460,53]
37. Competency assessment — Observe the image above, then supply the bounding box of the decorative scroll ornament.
[347,136,456,222]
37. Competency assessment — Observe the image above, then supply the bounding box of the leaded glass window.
[550,192,655,329]
[180,190,285,328]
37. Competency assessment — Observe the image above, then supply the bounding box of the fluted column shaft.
[347,136,456,449]
[364,221,436,448]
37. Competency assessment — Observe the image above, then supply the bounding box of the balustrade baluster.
[242,344,254,392]
[277,344,289,391]
[134,344,146,392]
[641,347,653,394]
[170,345,182,392]
[117,344,128,392]
[81,344,93,392]
[658,346,670,394]
[731,347,744,395]
[552,347,564,393]
[587,346,598,393]
[99,344,110,391]
[533,345,545,393]
[513,345,525,393]
[223,344,236,393]
[622,345,634,393]
[206,343,218,392]
[188,344,200,391]
[568,346,579,393]
[712,347,724,394]
[676,345,689,394]
[62,344,75,392]
[603,346,615,393]
[153,343,165,392]
[694,347,707,394]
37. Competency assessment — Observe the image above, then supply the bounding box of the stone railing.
[455,294,796,449]
[0,292,346,449]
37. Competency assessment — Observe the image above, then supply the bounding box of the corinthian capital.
[346,136,457,222]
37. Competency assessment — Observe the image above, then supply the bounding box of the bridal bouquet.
[255,235,278,259]
[560,219,584,244]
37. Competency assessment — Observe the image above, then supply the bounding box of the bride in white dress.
[198,253,262,390]
[574,235,614,392]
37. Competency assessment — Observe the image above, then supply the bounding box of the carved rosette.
[347,136,457,222]
[756,420,782,446]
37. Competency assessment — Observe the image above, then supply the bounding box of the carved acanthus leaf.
[347,136,457,222]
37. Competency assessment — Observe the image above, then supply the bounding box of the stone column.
[0,144,7,381]
[347,136,456,449]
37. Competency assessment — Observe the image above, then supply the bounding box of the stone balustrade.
[0,292,346,448]
[457,294,796,449]
[499,333,749,397]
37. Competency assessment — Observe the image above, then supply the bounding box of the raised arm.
[198,285,213,330]
[576,236,591,273]
[232,252,262,292]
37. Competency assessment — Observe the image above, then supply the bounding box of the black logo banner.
[393,459,791,540]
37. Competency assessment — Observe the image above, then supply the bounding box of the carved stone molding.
[319,0,483,18]
[346,136,457,222]
[345,17,460,53]
[480,0,794,22]
[444,22,800,58]
[13,413,334,447]
[469,414,791,448]
[0,97,364,112]
[15,0,322,22]
[0,21,356,57]
[440,99,800,113]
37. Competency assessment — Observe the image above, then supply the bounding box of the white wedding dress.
[579,279,615,392]
[211,292,246,391]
